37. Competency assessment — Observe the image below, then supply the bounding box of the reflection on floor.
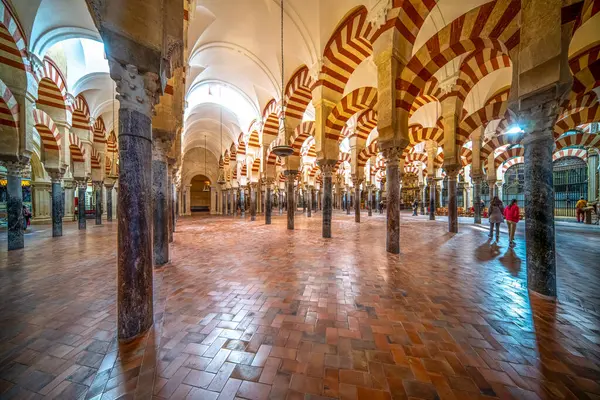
[0,212,599,399]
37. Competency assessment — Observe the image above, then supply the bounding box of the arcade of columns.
[1,0,600,342]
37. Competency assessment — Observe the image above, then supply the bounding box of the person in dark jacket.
[22,206,32,230]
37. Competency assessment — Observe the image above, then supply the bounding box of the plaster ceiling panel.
[10,0,42,42]
[412,0,493,56]
[344,56,377,96]
[463,68,512,114]
[187,5,217,51]
[409,101,440,128]
[29,0,100,56]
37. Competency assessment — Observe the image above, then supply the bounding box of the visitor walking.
[504,199,520,247]
[488,196,505,241]
[22,205,32,231]
[412,199,418,216]
[576,197,587,223]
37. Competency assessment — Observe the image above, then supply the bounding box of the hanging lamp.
[271,0,294,157]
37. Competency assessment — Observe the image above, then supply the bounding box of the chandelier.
[217,103,226,184]
[271,0,294,157]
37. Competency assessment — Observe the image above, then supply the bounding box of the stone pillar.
[152,135,170,266]
[94,181,103,225]
[588,149,599,201]
[240,187,246,217]
[446,168,459,233]
[353,179,362,223]
[320,162,335,238]
[110,62,159,341]
[473,176,482,224]
[250,183,257,221]
[367,185,373,216]
[168,168,174,241]
[346,190,351,215]
[488,179,496,200]
[523,130,556,298]
[428,177,436,221]
[285,171,297,230]
[382,148,402,254]
[77,180,87,230]
[3,161,27,250]
[420,184,426,215]
[31,181,51,224]
[105,183,114,221]
[63,179,75,221]
[464,185,470,209]
[307,186,312,217]
[376,188,381,214]
[265,179,274,224]
[48,171,65,237]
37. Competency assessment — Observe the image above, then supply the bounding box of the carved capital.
[47,167,66,183]
[367,0,392,30]
[2,160,28,177]
[317,159,337,177]
[75,179,89,189]
[93,180,104,190]
[109,61,161,117]
[381,146,404,166]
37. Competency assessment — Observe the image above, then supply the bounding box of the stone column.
[320,162,335,238]
[376,188,381,214]
[168,168,174,241]
[105,183,114,221]
[110,62,159,341]
[488,178,496,200]
[77,180,87,230]
[152,134,170,266]
[3,161,27,250]
[419,184,426,215]
[307,186,312,217]
[48,171,65,237]
[524,129,557,298]
[446,167,459,233]
[367,185,373,216]
[240,187,246,217]
[464,185,470,209]
[285,171,297,230]
[93,181,103,225]
[265,179,274,224]
[428,177,436,220]
[473,176,482,224]
[382,147,402,254]
[250,183,257,221]
[63,179,75,221]
[588,149,599,201]
[353,179,362,223]
[346,189,351,215]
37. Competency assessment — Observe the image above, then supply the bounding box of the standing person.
[412,198,419,216]
[576,196,587,223]
[504,199,520,247]
[488,196,505,241]
[22,205,32,231]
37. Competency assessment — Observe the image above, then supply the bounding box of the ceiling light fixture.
[272,0,294,158]
[217,103,226,184]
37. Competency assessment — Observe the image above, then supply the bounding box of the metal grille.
[553,157,587,217]
[503,164,525,208]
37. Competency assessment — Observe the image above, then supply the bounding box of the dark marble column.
[428,178,436,220]
[240,188,245,217]
[307,186,312,217]
[105,184,114,221]
[4,161,27,250]
[447,168,459,233]
[367,186,372,216]
[152,135,170,266]
[320,162,335,238]
[383,148,402,254]
[420,185,425,215]
[285,171,296,230]
[77,180,87,230]
[94,181,103,225]
[353,180,362,223]
[110,62,157,341]
[250,183,257,221]
[346,191,351,215]
[473,176,482,224]
[48,171,64,237]
[524,130,556,297]
[265,179,273,225]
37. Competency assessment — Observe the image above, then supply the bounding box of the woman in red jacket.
[504,199,520,247]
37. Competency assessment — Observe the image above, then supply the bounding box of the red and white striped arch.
[326,87,377,141]
[36,57,68,111]
[0,1,29,72]
[481,133,517,159]
[352,109,378,141]
[396,1,520,113]
[405,152,427,165]
[461,147,473,166]
[105,156,112,176]
[484,86,510,108]
[261,99,279,145]
[456,49,512,104]
[90,148,101,170]
[494,146,524,169]
[72,94,91,131]
[106,131,118,154]
[69,132,86,163]
[236,132,246,156]
[554,104,600,138]
[501,157,524,174]
[32,109,61,159]
[229,143,237,161]
[291,121,315,157]
[284,65,313,121]
[320,6,373,94]
[457,101,508,146]
[555,131,600,150]
[407,125,444,147]
[93,117,106,144]
[247,130,260,150]
[357,140,379,168]
[569,43,600,95]
[559,92,598,120]
[553,148,588,162]
[0,79,18,130]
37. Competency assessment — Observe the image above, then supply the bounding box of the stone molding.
[367,0,392,30]
[109,61,160,117]
[2,160,30,177]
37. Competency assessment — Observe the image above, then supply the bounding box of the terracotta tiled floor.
[1,212,599,400]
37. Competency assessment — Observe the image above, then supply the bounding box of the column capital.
[152,128,174,160]
[317,159,337,177]
[92,180,104,189]
[75,179,89,189]
[445,164,461,179]
[109,61,161,117]
[47,169,65,183]
[1,157,30,177]
[381,145,404,166]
